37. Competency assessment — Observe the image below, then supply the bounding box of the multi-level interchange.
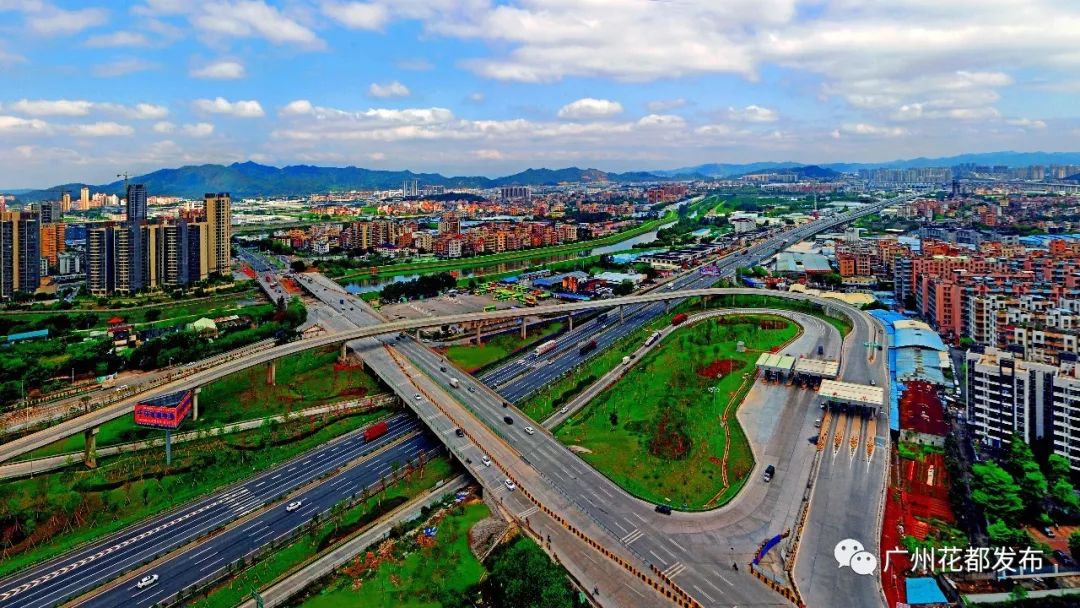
[0,195,908,608]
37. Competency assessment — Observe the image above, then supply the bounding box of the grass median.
[555,315,796,510]
[0,407,393,579]
[190,457,457,608]
[444,321,563,374]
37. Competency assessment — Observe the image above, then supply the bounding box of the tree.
[1069,531,1080,561]
[1047,454,1072,486]
[1018,468,1049,516]
[614,280,635,296]
[1052,479,1080,512]
[971,462,1024,523]
[987,519,1031,547]
[482,539,576,608]
[958,336,975,347]
[290,260,308,273]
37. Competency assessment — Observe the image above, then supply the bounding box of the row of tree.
[380,272,457,303]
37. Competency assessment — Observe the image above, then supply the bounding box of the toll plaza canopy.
[818,379,885,413]
[792,357,840,379]
[756,352,796,375]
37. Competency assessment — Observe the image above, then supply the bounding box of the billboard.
[134,389,193,430]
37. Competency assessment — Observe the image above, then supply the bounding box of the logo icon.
[835,539,877,575]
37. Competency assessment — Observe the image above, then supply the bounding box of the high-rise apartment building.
[79,186,90,211]
[126,184,147,222]
[39,223,66,271]
[0,212,41,298]
[87,224,116,296]
[204,192,231,276]
[60,191,71,214]
[438,212,461,235]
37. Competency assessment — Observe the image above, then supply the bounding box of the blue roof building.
[905,577,947,605]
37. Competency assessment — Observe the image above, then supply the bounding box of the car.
[481,456,491,467]
[560,406,569,414]
[869,379,876,386]
[524,426,536,435]
[503,416,514,425]
[467,386,476,393]
[808,436,819,444]
[440,365,447,372]
[762,464,776,482]
[414,393,422,400]
[814,418,822,428]
[286,500,303,512]
[455,428,465,437]
[502,401,510,408]
[136,574,159,589]
[1043,526,1056,538]
[654,504,672,515]
[504,479,517,491]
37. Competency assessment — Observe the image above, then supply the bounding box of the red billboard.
[134,389,193,430]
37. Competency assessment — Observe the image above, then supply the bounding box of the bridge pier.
[192,387,201,421]
[664,300,671,313]
[83,427,99,469]
[568,315,574,331]
[266,360,277,386]
[520,317,527,340]
[476,324,482,345]
[338,342,348,364]
[416,329,421,341]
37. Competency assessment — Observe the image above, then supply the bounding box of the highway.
[0,414,433,608]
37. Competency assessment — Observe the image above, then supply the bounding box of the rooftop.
[818,379,885,407]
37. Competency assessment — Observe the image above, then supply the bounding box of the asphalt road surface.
[0,414,432,608]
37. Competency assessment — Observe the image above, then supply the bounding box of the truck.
[817,345,824,356]
[534,340,558,357]
[578,340,598,356]
[671,313,688,326]
[622,356,632,365]
[645,332,661,347]
[449,378,460,388]
[363,420,389,442]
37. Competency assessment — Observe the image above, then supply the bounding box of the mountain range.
[11,150,1080,201]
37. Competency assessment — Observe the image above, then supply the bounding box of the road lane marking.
[668,537,687,552]
[692,584,716,603]
[649,550,668,565]
[662,562,687,578]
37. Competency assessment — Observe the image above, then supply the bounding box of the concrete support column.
[83,427,99,469]
[476,323,482,345]
[339,342,348,364]
[520,317,527,340]
[664,300,671,313]
[165,430,172,466]
[416,329,421,341]
[267,359,277,386]
[192,387,201,422]
[568,315,574,331]
[619,306,624,324]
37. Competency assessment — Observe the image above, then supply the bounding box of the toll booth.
[792,357,840,389]
[756,353,796,384]
[817,379,884,417]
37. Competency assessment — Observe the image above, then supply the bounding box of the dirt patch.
[696,358,745,379]
[468,515,509,560]
[758,319,787,330]
[567,445,593,454]
[649,409,692,460]
[708,456,723,467]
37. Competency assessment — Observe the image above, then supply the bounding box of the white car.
[136,574,159,589]
[524,426,536,435]
[504,479,517,491]
[414,393,422,400]
[481,456,492,467]
[286,500,303,512]
[560,407,569,414]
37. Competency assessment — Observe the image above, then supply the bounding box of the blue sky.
[0,0,1078,187]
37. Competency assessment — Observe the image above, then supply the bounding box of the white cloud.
[193,97,265,118]
[727,104,778,123]
[27,5,107,35]
[84,31,148,47]
[6,99,167,120]
[279,99,315,116]
[838,123,907,137]
[192,1,324,49]
[466,92,485,104]
[473,149,504,160]
[647,98,687,112]
[190,60,246,80]
[1006,117,1047,129]
[67,122,135,137]
[367,151,386,161]
[94,58,158,77]
[183,122,215,137]
[0,115,51,135]
[152,121,176,133]
[322,1,389,30]
[557,98,623,120]
[368,81,411,98]
[637,114,686,128]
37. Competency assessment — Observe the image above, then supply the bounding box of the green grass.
[336,213,675,282]
[555,315,796,510]
[679,292,853,337]
[0,408,394,579]
[445,321,563,373]
[191,458,457,608]
[21,346,386,460]
[302,500,491,608]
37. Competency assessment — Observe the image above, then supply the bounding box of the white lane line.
[648,550,668,565]
[630,511,647,523]
[668,537,687,553]
[714,572,734,587]
[692,584,715,603]
[199,558,223,572]
[254,481,265,488]
[188,546,215,560]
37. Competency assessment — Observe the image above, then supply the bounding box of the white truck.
[534,340,558,357]
[449,378,460,388]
